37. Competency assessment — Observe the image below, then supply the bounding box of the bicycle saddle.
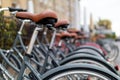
[70,33,78,38]
[67,29,79,33]
[55,19,69,28]
[16,9,58,25]
[67,29,85,36]
[96,34,106,39]
[56,33,62,37]
[56,32,71,38]
[76,35,86,39]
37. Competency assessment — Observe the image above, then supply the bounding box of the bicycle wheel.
[4,53,21,78]
[104,43,119,61]
[42,63,120,80]
[60,54,118,75]
[67,48,104,59]
[75,45,105,57]
[0,50,21,78]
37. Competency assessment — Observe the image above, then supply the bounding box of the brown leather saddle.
[55,19,69,29]
[16,9,58,25]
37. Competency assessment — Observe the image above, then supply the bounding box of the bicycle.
[14,10,120,80]
[0,7,28,79]
[0,7,119,80]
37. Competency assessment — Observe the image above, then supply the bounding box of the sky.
[80,0,120,36]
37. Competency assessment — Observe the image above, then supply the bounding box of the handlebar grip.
[8,7,27,12]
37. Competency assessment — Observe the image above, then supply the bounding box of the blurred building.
[0,0,80,29]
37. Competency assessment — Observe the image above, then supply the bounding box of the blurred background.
[0,0,118,48]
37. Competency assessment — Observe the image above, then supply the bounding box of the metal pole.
[74,0,81,30]
[28,0,34,13]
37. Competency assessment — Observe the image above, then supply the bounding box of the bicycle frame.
[1,20,30,72]
[0,7,28,80]
[17,24,61,79]
[17,25,43,80]
[10,20,30,59]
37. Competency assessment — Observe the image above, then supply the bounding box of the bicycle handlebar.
[0,7,27,12]
[0,8,9,12]
[8,7,27,12]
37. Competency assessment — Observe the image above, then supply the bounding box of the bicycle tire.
[75,45,105,57]
[2,53,21,79]
[60,53,118,75]
[67,48,104,59]
[42,63,120,80]
[104,43,119,61]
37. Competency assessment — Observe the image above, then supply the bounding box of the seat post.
[49,27,57,49]
[26,25,43,54]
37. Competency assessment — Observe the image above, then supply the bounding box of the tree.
[98,19,112,29]
[0,11,17,49]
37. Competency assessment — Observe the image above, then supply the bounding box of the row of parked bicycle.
[0,7,120,80]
